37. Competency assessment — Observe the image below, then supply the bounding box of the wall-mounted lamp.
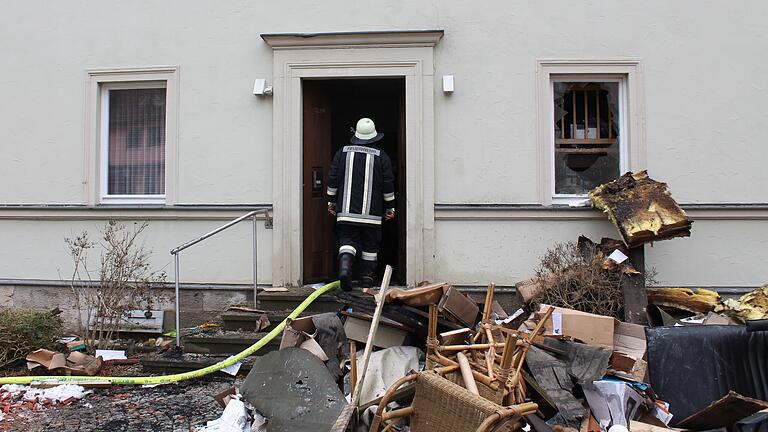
[253,79,273,96]
[442,75,454,93]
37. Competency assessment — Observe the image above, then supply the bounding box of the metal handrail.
[170,208,271,346]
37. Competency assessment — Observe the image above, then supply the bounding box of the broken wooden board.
[677,391,768,430]
[438,285,480,327]
[647,287,721,314]
[589,171,692,248]
[371,282,449,307]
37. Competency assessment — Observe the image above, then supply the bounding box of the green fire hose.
[0,281,339,386]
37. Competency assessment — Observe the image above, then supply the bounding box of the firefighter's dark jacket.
[327,144,395,226]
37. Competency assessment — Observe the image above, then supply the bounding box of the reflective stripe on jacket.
[327,145,395,226]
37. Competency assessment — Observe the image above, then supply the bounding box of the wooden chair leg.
[350,341,357,395]
[481,282,496,322]
[427,304,439,359]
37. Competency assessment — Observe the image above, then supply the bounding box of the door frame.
[263,30,443,287]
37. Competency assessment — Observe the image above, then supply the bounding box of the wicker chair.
[369,371,537,432]
[425,286,555,406]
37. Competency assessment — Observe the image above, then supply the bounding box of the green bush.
[0,308,62,368]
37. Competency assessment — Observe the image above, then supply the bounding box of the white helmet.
[350,118,384,145]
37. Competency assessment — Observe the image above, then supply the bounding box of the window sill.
[100,195,166,205]
[550,196,592,207]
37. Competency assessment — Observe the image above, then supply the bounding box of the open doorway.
[302,78,406,286]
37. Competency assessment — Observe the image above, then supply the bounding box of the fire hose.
[0,281,339,386]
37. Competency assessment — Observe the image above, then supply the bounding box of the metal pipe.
[253,214,258,308]
[174,253,181,347]
[170,209,264,255]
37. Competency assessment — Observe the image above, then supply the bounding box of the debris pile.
[2,171,767,432]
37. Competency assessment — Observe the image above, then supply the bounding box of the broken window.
[102,86,166,200]
[552,80,623,197]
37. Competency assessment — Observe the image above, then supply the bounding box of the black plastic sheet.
[646,326,768,425]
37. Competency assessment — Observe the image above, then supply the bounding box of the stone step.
[253,287,340,313]
[141,352,255,374]
[221,310,292,332]
[220,287,342,331]
[182,331,280,355]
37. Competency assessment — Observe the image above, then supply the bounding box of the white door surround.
[262,30,443,287]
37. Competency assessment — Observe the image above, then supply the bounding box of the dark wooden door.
[396,91,407,283]
[302,81,336,283]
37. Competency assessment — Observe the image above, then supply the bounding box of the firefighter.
[326,118,396,290]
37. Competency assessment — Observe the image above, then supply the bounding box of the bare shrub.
[533,241,624,319]
[65,221,166,349]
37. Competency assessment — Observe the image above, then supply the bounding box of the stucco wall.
[1,1,767,287]
[2,1,767,204]
[435,217,768,287]
[0,218,271,284]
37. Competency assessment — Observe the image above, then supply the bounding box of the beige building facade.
[1,1,767,318]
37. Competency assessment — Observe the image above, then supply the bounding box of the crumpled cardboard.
[66,351,104,376]
[26,348,103,376]
[26,349,66,371]
[279,316,329,362]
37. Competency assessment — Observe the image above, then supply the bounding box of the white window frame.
[100,81,167,204]
[537,60,644,206]
[85,67,179,206]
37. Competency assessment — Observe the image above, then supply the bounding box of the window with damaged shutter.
[552,79,625,198]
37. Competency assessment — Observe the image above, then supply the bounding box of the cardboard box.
[438,286,479,327]
[279,316,328,362]
[439,328,472,346]
[538,305,648,381]
[610,321,648,382]
[539,305,647,352]
[539,305,616,348]
[609,352,648,383]
[342,313,408,349]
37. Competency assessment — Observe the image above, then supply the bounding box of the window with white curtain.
[100,82,166,202]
